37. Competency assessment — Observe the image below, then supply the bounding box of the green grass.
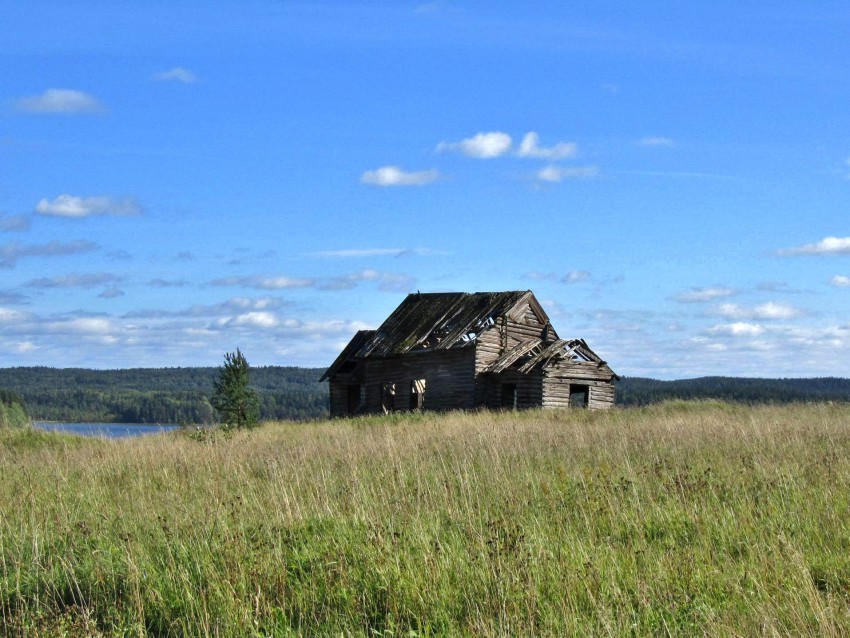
[3,402,850,636]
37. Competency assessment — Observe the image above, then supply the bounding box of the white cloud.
[536,165,599,182]
[709,322,766,337]
[717,302,801,320]
[673,286,735,303]
[152,67,198,83]
[12,341,36,353]
[0,240,98,268]
[0,307,27,322]
[361,166,440,187]
[225,311,280,329]
[563,270,590,283]
[752,302,801,320]
[322,269,415,293]
[517,132,577,160]
[211,276,316,290]
[16,89,102,114]
[637,136,675,147]
[779,236,850,256]
[35,195,140,218]
[61,317,116,335]
[832,275,850,288]
[436,131,512,158]
[27,273,121,289]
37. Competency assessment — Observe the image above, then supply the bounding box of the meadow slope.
[2,402,850,636]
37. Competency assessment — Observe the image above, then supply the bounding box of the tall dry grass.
[2,401,850,636]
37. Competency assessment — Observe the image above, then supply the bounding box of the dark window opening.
[501,383,518,410]
[569,384,589,409]
[346,384,365,414]
[381,382,396,413]
[410,379,426,410]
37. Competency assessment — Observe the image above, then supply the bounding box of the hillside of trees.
[0,367,328,424]
[615,376,850,406]
[2,367,849,424]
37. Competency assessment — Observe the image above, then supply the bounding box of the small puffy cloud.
[562,270,590,284]
[12,341,36,354]
[58,317,116,336]
[437,131,512,158]
[221,311,280,329]
[36,195,141,218]
[0,240,98,268]
[778,236,850,256]
[717,302,801,320]
[27,272,121,289]
[0,214,31,232]
[211,275,315,290]
[322,269,416,293]
[152,67,198,83]
[709,322,766,337]
[637,136,675,147]
[752,302,801,320]
[536,165,599,182]
[98,287,124,299]
[361,166,440,187]
[0,307,27,322]
[673,286,735,303]
[832,275,850,288]
[16,89,103,114]
[517,132,577,160]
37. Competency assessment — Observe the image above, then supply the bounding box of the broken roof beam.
[518,339,572,373]
[575,339,603,363]
[484,338,542,373]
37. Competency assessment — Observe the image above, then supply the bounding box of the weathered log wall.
[330,348,477,416]
[480,369,544,410]
[542,361,616,410]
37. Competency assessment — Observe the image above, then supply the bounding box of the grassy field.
[2,402,850,636]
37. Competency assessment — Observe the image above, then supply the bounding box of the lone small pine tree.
[210,348,260,429]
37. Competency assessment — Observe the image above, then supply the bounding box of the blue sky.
[2,1,850,378]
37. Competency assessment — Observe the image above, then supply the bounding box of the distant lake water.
[34,422,180,439]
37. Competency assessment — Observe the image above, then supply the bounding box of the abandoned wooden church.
[321,290,618,417]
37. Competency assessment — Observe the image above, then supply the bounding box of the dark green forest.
[616,376,850,406]
[0,367,327,424]
[2,368,850,424]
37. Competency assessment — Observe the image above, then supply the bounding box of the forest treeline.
[0,367,328,424]
[2,368,850,424]
[615,376,850,406]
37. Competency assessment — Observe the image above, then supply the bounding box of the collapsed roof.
[321,291,616,382]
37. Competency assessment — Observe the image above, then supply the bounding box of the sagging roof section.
[320,291,536,381]
[483,337,618,379]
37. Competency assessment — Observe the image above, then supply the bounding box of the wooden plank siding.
[542,362,616,410]
[329,348,477,416]
[480,369,544,410]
